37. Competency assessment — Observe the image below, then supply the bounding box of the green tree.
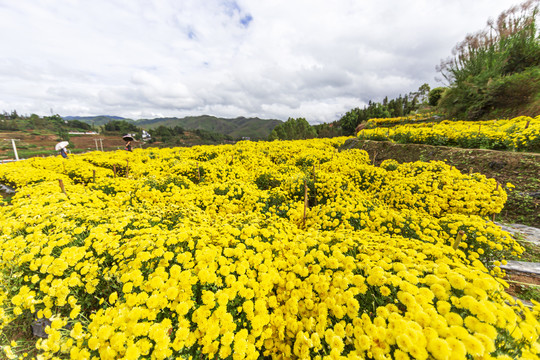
[313,122,344,138]
[437,0,540,119]
[339,108,363,135]
[67,120,92,130]
[102,120,140,135]
[428,87,446,106]
[338,102,393,135]
[44,114,64,126]
[268,118,317,140]
[415,83,431,104]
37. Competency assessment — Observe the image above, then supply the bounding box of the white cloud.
[0,0,518,123]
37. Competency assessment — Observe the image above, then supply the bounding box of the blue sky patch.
[240,14,253,27]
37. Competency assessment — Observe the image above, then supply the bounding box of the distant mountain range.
[63,115,130,125]
[64,115,283,140]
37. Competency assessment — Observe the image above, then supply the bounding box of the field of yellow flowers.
[360,115,540,152]
[0,138,539,359]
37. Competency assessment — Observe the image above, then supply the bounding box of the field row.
[360,115,540,152]
[0,138,538,359]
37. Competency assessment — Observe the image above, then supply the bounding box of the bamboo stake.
[492,181,500,222]
[58,179,67,197]
[453,230,465,250]
[372,151,377,166]
[312,164,317,207]
[303,179,308,227]
[113,165,117,178]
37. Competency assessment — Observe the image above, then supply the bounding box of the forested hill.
[137,115,283,139]
[64,115,283,140]
[63,115,132,126]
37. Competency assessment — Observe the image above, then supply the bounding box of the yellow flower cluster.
[365,113,436,128]
[0,138,538,360]
[359,116,540,152]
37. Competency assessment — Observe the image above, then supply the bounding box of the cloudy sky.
[0,0,517,124]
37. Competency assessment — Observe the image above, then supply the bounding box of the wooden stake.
[126,160,129,178]
[58,179,67,196]
[492,182,500,222]
[469,167,473,175]
[525,120,530,129]
[372,151,377,166]
[312,164,317,207]
[93,170,96,183]
[197,162,201,182]
[113,165,117,178]
[453,230,465,250]
[303,179,308,227]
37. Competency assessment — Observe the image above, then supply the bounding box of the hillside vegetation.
[437,0,540,120]
[333,0,540,136]
[138,115,282,140]
[65,115,283,140]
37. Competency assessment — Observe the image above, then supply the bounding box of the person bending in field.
[125,141,132,151]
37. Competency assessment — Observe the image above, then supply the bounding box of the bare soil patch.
[505,271,540,303]
[0,131,132,159]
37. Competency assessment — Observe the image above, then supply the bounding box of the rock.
[31,318,51,338]
[517,191,540,199]
[509,296,534,308]
[0,183,15,194]
[340,138,359,151]
[488,160,507,171]
[495,222,540,246]
[500,261,540,276]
